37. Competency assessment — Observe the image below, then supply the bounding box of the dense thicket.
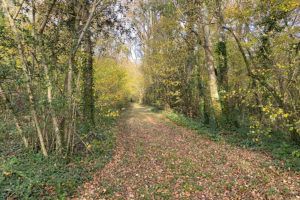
[0,0,134,156]
[138,0,300,143]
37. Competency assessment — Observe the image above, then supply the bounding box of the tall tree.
[201,3,222,126]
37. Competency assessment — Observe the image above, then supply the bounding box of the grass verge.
[164,111,300,171]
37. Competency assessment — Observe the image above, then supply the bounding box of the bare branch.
[73,0,102,55]
[38,0,57,34]
[13,0,25,20]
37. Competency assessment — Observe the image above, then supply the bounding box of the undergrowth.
[164,111,300,171]
[0,114,118,199]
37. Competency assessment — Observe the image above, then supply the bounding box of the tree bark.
[83,34,95,127]
[202,5,223,126]
[43,61,62,153]
[82,1,95,128]
[64,0,101,152]
[216,0,228,88]
[32,0,62,153]
[216,0,229,120]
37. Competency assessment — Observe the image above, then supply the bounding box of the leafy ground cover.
[165,111,300,171]
[0,115,117,199]
[74,104,300,199]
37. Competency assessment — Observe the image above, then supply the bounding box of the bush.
[0,118,116,199]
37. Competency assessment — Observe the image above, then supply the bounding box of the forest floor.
[74,104,300,200]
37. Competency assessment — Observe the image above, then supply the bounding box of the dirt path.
[75,104,300,200]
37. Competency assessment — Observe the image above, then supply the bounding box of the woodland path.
[74,104,300,200]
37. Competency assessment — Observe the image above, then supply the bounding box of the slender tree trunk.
[216,0,228,91]
[64,0,100,153]
[66,56,74,152]
[216,0,229,122]
[0,85,29,148]
[3,0,48,156]
[202,6,222,127]
[43,63,62,153]
[22,58,48,156]
[31,0,62,153]
[224,26,300,142]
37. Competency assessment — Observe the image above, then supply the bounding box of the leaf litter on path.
[72,104,300,200]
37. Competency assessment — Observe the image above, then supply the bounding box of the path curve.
[74,104,300,200]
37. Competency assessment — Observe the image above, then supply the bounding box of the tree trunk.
[0,85,29,148]
[64,0,100,152]
[3,0,48,156]
[43,62,62,153]
[66,56,74,152]
[216,0,229,120]
[202,5,222,127]
[82,28,95,128]
[32,0,62,153]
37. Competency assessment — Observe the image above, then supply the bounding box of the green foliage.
[94,58,132,116]
[141,0,300,144]
[0,117,116,199]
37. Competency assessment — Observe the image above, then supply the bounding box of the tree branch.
[38,0,57,34]
[13,0,25,20]
[223,26,285,108]
[72,0,102,55]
